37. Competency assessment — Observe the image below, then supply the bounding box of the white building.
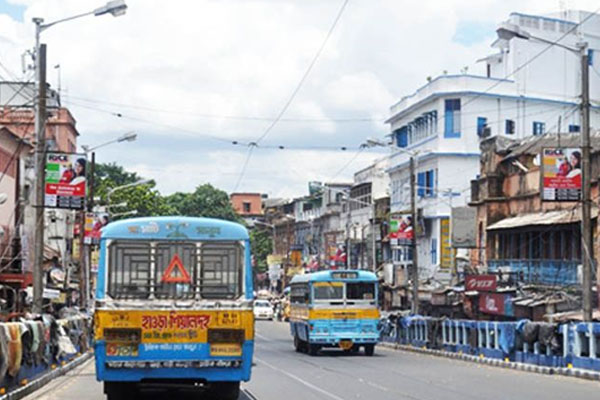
[341,157,390,270]
[385,10,600,282]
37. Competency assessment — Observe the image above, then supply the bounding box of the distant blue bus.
[289,270,380,356]
[94,217,254,400]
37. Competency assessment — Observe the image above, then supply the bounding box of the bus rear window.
[346,282,375,300]
[313,283,343,300]
[106,240,243,300]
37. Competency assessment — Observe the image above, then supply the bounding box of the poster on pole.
[542,148,582,201]
[389,214,414,245]
[84,212,110,244]
[44,153,87,209]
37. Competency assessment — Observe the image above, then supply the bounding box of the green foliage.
[250,228,273,272]
[92,163,241,222]
[166,184,240,221]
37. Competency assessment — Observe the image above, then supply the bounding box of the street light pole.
[32,22,46,313]
[30,1,128,313]
[409,156,419,314]
[580,45,592,321]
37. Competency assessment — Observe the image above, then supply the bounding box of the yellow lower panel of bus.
[290,307,379,320]
[95,309,254,343]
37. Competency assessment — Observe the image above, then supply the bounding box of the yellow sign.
[210,343,242,357]
[289,307,379,321]
[95,310,253,343]
[290,250,302,267]
[313,281,343,287]
[267,254,284,265]
[440,217,452,270]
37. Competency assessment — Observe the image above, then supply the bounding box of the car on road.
[254,300,274,320]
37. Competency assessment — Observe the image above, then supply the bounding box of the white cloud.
[0,0,598,198]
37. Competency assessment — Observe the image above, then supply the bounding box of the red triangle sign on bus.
[161,254,191,283]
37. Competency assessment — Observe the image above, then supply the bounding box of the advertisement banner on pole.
[542,148,582,201]
[389,214,414,243]
[84,212,109,244]
[45,153,87,209]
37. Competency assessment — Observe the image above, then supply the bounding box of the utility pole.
[410,156,419,314]
[32,20,47,314]
[346,197,351,269]
[372,200,377,272]
[580,46,592,322]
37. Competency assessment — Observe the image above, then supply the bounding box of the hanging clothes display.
[0,324,9,380]
[6,323,23,377]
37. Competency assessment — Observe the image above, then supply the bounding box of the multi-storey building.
[385,10,600,282]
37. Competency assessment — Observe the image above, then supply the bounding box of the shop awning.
[487,207,598,231]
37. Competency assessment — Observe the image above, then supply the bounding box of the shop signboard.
[440,217,452,270]
[542,148,582,201]
[479,292,513,316]
[465,274,497,292]
[45,153,87,209]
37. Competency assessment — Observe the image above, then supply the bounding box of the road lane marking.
[254,356,346,400]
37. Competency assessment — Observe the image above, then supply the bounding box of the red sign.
[465,274,497,292]
[479,293,505,315]
[161,254,191,283]
[542,148,582,201]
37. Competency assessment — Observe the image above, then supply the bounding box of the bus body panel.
[288,270,380,349]
[93,217,254,389]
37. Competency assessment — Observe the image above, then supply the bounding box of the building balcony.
[487,259,579,285]
[389,75,517,121]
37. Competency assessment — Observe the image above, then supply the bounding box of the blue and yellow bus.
[93,217,253,400]
[289,270,379,356]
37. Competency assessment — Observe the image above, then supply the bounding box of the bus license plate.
[210,343,242,356]
[339,340,353,350]
[106,343,139,357]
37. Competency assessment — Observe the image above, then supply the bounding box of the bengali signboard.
[45,153,87,209]
[542,148,582,202]
[440,217,452,270]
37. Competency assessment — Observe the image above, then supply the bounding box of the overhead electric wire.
[232,145,256,193]
[62,93,382,123]
[255,0,349,143]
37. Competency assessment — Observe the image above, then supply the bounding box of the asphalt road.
[25,320,600,400]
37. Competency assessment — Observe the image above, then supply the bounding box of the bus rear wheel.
[364,344,375,356]
[209,381,240,400]
[104,382,136,400]
[308,343,320,356]
[294,335,303,352]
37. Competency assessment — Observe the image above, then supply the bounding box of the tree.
[108,183,174,219]
[92,162,172,220]
[167,184,240,221]
[250,228,273,273]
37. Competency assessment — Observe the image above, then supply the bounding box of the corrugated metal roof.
[502,131,600,160]
[487,207,598,230]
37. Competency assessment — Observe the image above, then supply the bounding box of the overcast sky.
[0,0,597,198]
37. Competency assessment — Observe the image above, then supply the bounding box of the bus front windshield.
[312,281,376,303]
[313,283,344,301]
[346,282,376,301]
